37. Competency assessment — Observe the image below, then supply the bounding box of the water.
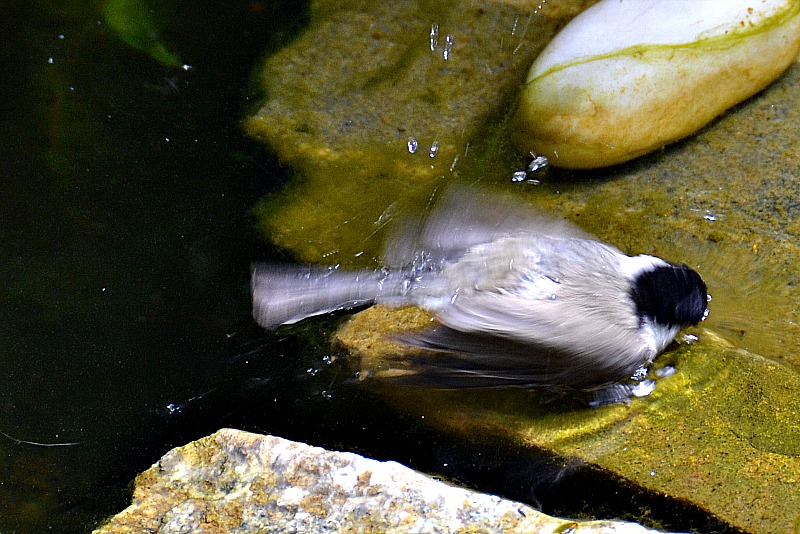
[1,1,308,530]
[0,2,782,533]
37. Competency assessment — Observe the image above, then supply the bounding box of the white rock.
[514,0,800,169]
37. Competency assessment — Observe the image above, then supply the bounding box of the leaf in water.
[101,0,184,68]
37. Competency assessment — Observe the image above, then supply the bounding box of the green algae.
[251,145,452,267]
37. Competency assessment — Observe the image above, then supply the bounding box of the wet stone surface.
[243,0,597,263]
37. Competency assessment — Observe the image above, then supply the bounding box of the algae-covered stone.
[514,0,800,168]
[243,0,597,263]
[336,306,800,534]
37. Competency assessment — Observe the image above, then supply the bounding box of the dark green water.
[0,2,743,532]
[0,1,308,530]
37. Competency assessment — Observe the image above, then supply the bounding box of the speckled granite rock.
[92,429,663,533]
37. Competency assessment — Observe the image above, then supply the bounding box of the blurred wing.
[422,185,594,257]
[382,185,596,266]
[397,294,655,390]
[397,327,653,390]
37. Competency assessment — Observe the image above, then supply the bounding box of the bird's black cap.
[631,264,708,327]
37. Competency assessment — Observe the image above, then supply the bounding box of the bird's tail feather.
[251,263,407,329]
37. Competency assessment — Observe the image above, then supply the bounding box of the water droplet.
[512,170,527,182]
[443,34,453,60]
[656,366,677,378]
[429,140,439,158]
[449,155,459,172]
[630,380,656,398]
[528,151,549,172]
[631,367,648,381]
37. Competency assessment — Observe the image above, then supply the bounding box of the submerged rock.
[93,428,663,533]
[329,61,800,534]
[243,0,597,263]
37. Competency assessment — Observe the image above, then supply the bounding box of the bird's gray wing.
[424,184,595,248]
[382,185,596,267]
[397,293,655,390]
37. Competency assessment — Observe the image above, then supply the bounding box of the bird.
[252,185,708,393]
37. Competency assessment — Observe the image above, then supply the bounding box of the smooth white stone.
[514,0,800,169]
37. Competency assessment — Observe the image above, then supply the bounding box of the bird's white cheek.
[641,321,682,357]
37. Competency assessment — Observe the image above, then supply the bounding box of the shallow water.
[2,2,797,533]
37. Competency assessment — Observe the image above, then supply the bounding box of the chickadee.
[252,186,708,391]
